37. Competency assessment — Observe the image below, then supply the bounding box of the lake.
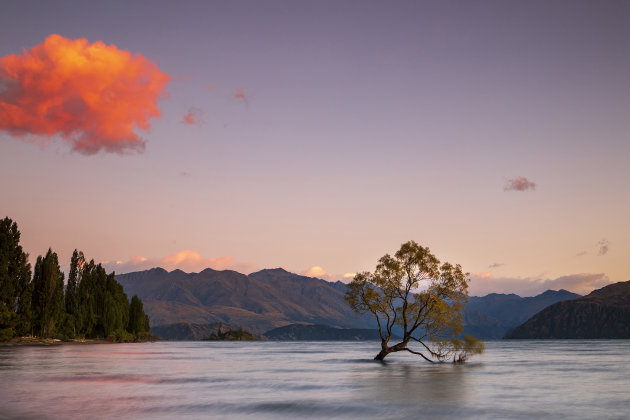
[1,340,629,419]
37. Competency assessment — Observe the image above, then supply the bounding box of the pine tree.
[65,249,84,336]
[128,295,150,336]
[0,217,32,340]
[31,249,65,338]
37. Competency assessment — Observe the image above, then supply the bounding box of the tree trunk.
[374,349,389,360]
[374,340,409,360]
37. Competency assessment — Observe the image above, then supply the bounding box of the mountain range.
[116,267,586,340]
[505,280,630,339]
[462,289,580,339]
[116,267,374,334]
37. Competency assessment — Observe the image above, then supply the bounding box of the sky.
[1,0,628,296]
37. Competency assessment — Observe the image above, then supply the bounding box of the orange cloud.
[0,34,169,154]
[301,266,356,282]
[180,107,203,125]
[162,250,233,270]
[304,266,327,278]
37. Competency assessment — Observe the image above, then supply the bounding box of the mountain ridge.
[116,266,587,339]
[505,280,630,339]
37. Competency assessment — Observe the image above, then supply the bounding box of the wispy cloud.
[180,107,203,125]
[488,263,505,269]
[597,239,610,256]
[0,34,169,155]
[469,272,610,297]
[233,86,251,105]
[504,177,536,192]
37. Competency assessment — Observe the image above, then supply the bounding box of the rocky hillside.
[505,280,630,339]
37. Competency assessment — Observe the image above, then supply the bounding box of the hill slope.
[505,281,630,339]
[117,267,374,333]
[462,290,580,339]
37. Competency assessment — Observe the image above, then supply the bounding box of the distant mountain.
[151,322,237,341]
[117,266,582,340]
[117,267,374,333]
[264,324,383,341]
[505,281,630,339]
[462,289,580,339]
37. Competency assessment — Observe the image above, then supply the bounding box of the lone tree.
[345,241,484,362]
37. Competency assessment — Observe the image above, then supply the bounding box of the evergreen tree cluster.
[0,217,151,341]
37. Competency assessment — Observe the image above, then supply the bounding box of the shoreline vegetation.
[1,335,158,346]
[202,328,260,341]
[1,217,152,344]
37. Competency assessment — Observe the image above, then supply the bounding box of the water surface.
[1,340,629,419]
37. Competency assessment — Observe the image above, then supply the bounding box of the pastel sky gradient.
[1,1,628,296]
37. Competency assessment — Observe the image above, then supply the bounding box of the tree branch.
[405,347,435,363]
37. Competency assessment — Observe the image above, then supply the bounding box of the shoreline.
[0,336,156,346]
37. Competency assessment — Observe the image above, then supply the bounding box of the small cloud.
[475,271,493,279]
[179,171,191,177]
[597,239,609,256]
[575,251,587,257]
[0,34,169,155]
[504,177,536,192]
[488,263,504,269]
[303,266,327,278]
[301,267,358,282]
[205,83,217,91]
[180,107,203,125]
[233,86,251,105]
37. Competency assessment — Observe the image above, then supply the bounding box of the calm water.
[1,340,629,419]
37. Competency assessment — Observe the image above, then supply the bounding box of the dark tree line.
[0,217,150,341]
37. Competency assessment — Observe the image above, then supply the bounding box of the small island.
[203,328,259,341]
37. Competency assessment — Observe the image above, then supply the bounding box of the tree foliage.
[0,217,32,339]
[345,240,484,362]
[32,249,65,338]
[0,216,151,342]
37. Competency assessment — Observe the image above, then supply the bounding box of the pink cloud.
[180,107,203,125]
[205,83,217,91]
[504,177,536,191]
